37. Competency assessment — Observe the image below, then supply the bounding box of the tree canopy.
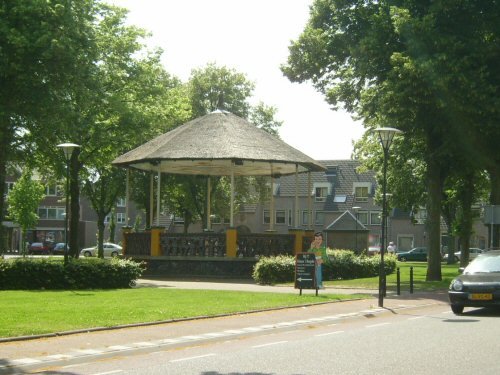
[282,0,500,279]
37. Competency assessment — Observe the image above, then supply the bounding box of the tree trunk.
[97,213,106,258]
[426,157,443,281]
[0,120,13,252]
[488,166,500,249]
[458,173,474,266]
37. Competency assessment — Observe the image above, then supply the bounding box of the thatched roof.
[112,110,325,176]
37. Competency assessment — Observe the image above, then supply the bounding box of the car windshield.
[464,255,500,274]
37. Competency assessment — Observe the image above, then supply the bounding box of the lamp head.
[375,127,403,151]
[57,143,80,160]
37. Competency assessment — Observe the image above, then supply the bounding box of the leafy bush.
[252,255,295,285]
[324,249,397,280]
[252,250,397,285]
[0,257,144,290]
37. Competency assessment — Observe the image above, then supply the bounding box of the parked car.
[51,243,69,255]
[443,248,484,262]
[448,250,500,314]
[397,247,428,262]
[28,242,50,255]
[80,243,123,258]
[367,246,381,256]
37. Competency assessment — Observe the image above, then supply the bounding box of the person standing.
[309,232,327,289]
[387,241,396,255]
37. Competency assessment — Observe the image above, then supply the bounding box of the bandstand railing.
[160,233,226,257]
[123,229,311,258]
[237,233,295,257]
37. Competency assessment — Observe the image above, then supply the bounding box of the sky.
[108,0,365,160]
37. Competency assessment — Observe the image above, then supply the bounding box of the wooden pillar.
[122,226,133,255]
[289,228,306,255]
[150,227,164,256]
[226,228,237,257]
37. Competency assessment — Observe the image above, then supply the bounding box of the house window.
[355,186,368,202]
[5,182,14,195]
[211,215,221,224]
[315,211,325,225]
[275,210,286,224]
[288,209,293,226]
[370,211,382,225]
[45,184,57,196]
[315,187,328,202]
[414,209,427,224]
[38,206,65,220]
[173,216,184,224]
[263,210,270,224]
[357,212,368,225]
[302,210,311,225]
[333,194,347,203]
[116,213,125,224]
[117,198,126,207]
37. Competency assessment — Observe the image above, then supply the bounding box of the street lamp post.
[57,143,80,265]
[375,127,402,307]
[353,206,361,252]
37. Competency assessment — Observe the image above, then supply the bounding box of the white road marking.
[11,358,42,365]
[133,341,157,347]
[366,323,391,328]
[408,316,425,320]
[169,353,216,363]
[315,331,345,337]
[252,340,288,348]
[107,345,132,350]
[75,349,103,355]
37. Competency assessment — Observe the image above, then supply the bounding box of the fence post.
[410,266,414,294]
[397,267,401,295]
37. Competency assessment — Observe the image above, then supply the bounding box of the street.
[2,295,500,375]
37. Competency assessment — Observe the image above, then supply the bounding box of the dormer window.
[353,182,371,202]
[324,165,338,177]
[313,182,331,202]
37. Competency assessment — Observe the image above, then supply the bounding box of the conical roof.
[112,110,325,176]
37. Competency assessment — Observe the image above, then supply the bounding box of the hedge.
[252,249,397,285]
[0,257,144,290]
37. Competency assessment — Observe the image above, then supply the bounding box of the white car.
[443,248,484,262]
[80,243,123,258]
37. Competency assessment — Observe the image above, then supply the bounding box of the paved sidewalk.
[136,277,379,295]
[0,278,449,372]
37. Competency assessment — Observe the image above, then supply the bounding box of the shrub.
[0,257,144,290]
[324,249,397,280]
[251,250,397,284]
[252,255,295,285]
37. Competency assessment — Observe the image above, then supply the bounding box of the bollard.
[410,266,414,294]
[397,267,401,295]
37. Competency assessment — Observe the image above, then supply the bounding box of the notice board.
[294,252,317,290]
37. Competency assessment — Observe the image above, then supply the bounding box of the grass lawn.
[0,289,369,339]
[328,261,460,291]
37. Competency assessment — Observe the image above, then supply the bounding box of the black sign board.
[295,252,317,292]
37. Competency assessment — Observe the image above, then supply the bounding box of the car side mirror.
[458,267,465,274]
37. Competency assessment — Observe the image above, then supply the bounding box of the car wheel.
[451,304,464,315]
[111,251,118,257]
[400,257,407,262]
[83,251,92,257]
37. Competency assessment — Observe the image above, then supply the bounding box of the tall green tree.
[0,0,98,250]
[282,0,500,280]
[32,3,190,257]
[6,169,45,255]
